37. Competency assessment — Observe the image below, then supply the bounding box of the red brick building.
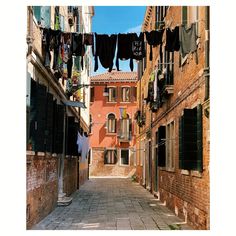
[89,70,138,177]
[135,6,210,229]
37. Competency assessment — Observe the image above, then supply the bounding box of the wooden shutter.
[114,149,117,164]
[45,92,54,152]
[158,125,166,166]
[29,82,47,152]
[114,118,117,133]
[129,118,132,140]
[90,87,94,102]
[104,149,108,164]
[196,104,203,171]
[179,116,184,169]
[181,108,198,170]
[53,104,64,154]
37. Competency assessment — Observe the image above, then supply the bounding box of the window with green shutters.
[179,105,203,171]
[158,125,166,167]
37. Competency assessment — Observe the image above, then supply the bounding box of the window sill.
[181,169,190,175]
[165,167,175,172]
[191,170,202,178]
[180,169,202,177]
[104,164,117,166]
[106,101,117,104]
[120,101,131,104]
[120,164,130,167]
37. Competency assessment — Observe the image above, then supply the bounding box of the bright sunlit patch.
[82,223,100,228]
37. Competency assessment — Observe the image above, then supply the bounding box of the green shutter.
[158,125,166,167]
[33,6,41,24]
[54,104,64,154]
[179,116,183,169]
[196,104,203,171]
[182,6,188,25]
[45,92,53,152]
[182,109,197,170]
[34,83,47,152]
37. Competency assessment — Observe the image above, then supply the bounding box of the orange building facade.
[89,70,138,177]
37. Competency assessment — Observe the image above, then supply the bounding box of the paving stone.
[32,178,193,230]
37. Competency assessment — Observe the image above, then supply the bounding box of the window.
[33,6,51,28]
[166,121,175,170]
[120,149,129,165]
[163,48,174,85]
[179,105,203,171]
[104,149,117,164]
[90,87,94,102]
[121,87,131,102]
[157,126,166,167]
[108,87,117,102]
[107,114,116,133]
[119,114,132,140]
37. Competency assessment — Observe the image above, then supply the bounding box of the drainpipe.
[204,6,210,101]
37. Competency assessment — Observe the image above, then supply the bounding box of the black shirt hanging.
[165,26,180,52]
[116,33,145,71]
[145,29,164,61]
[94,33,117,72]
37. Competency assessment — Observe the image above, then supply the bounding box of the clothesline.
[38,19,203,35]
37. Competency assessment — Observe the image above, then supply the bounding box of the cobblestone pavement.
[32,178,192,230]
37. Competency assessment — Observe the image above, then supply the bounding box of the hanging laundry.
[81,133,89,162]
[76,131,83,154]
[165,26,180,52]
[50,30,62,71]
[71,33,85,70]
[116,33,144,71]
[179,23,198,58]
[42,28,51,67]
[94,33,117,72]
[84,33,94,55]
[145,29,164,60]
[131,32,145,61]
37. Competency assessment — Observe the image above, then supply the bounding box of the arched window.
[107,114,116,133]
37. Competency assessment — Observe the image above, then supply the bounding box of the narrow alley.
[26,5,210,231]
[32,177,192,230]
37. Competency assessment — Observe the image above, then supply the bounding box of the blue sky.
[91,6,146,75]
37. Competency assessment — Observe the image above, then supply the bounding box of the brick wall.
[26,152,58,229]
[135,6,210,229]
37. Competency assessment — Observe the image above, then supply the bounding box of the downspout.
[204,6,210,101]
